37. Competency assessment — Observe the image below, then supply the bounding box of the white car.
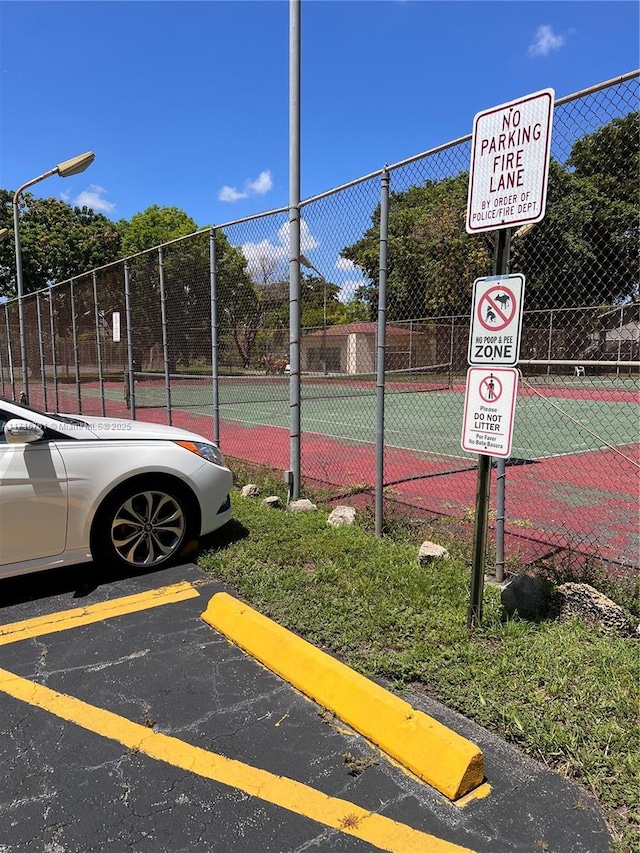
[0,397,233,580]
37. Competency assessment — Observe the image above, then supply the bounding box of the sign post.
[464,88,554,628]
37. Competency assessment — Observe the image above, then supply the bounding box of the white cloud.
[528,25,565,58]
[72,184,116,214]
[338,278,364,303]
[240,218,319,280]
[335,256,356,272]
[246,170,273,195]
[218,185,247,202]
[218,169,274,202]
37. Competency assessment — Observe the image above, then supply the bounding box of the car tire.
[93,478,198,571]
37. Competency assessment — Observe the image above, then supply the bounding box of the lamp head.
[57,152,95,178]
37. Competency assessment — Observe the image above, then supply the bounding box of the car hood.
[65,415,216,444]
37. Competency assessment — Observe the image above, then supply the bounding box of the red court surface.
[15,381,640,572]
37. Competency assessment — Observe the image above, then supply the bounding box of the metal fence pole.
[124,262,135,419]
[546,309,554,380]
[48,292,59,412]
[5,304,15,401]
[70,279,81,414]
[92,272,105,417]
[288,0,301,499]
[158,247,172,425]
[36,291,47,411]
[375,169,390,538]
[0,315,5,397]
[209,228,220,446]
[616,305,624,381]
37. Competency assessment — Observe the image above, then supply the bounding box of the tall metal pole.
[288,0,301,499]
[375,169,390,538]
[209,228,220,447]
[12,196,33,403]
[11,154,95,406]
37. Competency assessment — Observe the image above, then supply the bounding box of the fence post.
[0,311,4,398]
[158,247,172,426]
[288,0,301,499]
[70,279,81,414]
[48,292,59,412]
[124,261,135,419]
[92,272,105,417]
[36,291,47,411]
[4,305,15,401]
[546,309,554,380]
[209,228,220,446]
[375,168,390,538]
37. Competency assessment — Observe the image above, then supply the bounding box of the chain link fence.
[1,72,638,572]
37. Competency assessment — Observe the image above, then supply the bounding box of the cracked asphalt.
[0,561,613,853]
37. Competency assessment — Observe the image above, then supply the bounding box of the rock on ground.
[549,582,637,637]
[327,506,356,527]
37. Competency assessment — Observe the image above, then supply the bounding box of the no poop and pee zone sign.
[467,273,525,366]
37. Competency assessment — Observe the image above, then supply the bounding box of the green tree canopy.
[117,205,199,255]
[341,111,640,319]
[0,190,122,298]
[341,173,491,320]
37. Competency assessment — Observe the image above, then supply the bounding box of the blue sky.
[0,0,638,295]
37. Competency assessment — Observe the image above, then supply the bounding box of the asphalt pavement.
[0,561,613,853]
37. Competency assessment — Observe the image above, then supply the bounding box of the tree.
[0,190,122,298]
[341,112,639,319]
[511,112,639,310]
[117,205,198,255]
[341,174,491,321]
[116,207,256,370]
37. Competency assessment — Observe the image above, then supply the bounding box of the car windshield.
[0,396,87,426]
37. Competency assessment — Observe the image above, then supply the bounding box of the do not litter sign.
[461,367,519,458]
[468,274,525,366]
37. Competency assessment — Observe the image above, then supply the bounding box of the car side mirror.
[4,419,45,444]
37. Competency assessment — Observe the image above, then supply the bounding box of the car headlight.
[175,440,226,466]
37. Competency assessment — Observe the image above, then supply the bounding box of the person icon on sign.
[486,374,495,400]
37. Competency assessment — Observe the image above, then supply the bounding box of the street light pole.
[12,151,95,403]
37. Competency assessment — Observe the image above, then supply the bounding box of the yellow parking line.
[0,582,199,646]
[0,667,475,853]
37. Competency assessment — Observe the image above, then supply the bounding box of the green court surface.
[89,380,637,462]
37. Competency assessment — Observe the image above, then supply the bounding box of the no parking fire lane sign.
[461,367,519,458]
[468,273,525,366]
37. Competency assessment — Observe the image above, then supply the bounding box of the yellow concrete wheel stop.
[202,592,484,800]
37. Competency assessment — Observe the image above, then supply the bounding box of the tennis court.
[42,370,638,569]
[113,371,638,463]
